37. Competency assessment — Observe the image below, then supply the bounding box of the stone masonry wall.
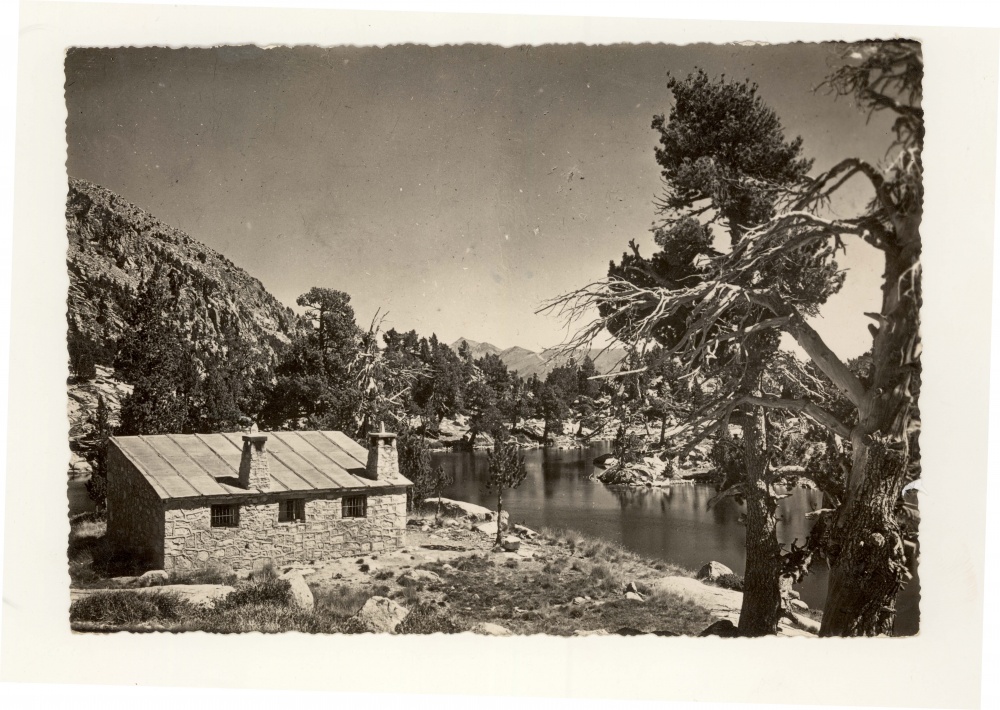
[106,445,165,568]
[162,490,407,572]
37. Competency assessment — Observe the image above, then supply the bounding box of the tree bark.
[738,406,783,636]
[820,436,909,636]
[660,415,667,447]
[823,243,919,635]
[495,491,504,547]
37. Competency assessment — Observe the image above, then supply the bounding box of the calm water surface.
[432,442,919,635]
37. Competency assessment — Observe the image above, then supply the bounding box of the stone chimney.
[238,423,270,491]
[365,423,399,481]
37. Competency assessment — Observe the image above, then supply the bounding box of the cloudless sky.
[65,43,894,359]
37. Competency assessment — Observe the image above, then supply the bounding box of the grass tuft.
[221,578,291,609]
[395,603,465,634]
[70,590,190,625]
[313,585,373,619]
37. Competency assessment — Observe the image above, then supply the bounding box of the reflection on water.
[433,442,919,635]
[68,476,95,516]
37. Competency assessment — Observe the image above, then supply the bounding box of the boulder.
[790,599,809,612]
[650,576,742,621]
[484,510,510,527]
[398,569,441,585]
[474,521,499,538]
[501,536,521,552]
[572,629,610,637]
[624,591,644,602]
[512,524,538,540]
[352,596,410,633]
[623,581,640,595]
[279,570,315,610]
[473,622,513,636]
[422,497,494,520]
[137,569,169,586]
[593,453,615,468]
[699,619,740,637]
[696,561,735,583]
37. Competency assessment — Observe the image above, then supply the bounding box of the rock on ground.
[137,569,169,585]
[502,536,521,552]
[398,569,441,585]
[653,575,818,637]
[279,570,315,610]
[653,576,743,624]
[475,521,499,538]
[512,524,539,540]
[422,498,507,527]
[472,622,513,636]
[352,596,409,633]
[696,561,735,582]
[70,584,235,610]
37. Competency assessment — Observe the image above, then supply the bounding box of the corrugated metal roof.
[110,431,411,500]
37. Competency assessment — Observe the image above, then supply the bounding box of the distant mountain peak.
[449,337,624,379]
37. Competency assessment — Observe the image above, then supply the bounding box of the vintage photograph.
[64,40,922,638]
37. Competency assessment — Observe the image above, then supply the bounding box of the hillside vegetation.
[66,177,300,372]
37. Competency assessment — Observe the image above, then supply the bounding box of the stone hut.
[106,426,411,572]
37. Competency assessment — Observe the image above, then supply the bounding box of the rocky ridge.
[66,177,301,371]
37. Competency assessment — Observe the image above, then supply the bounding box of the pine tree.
[115,275,199,435]
[83,395,115,514]
[484,433,528,547]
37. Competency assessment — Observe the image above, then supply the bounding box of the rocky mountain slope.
[66,177,300,368]
[452,337,626,379]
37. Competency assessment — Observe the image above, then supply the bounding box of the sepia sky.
[65,43,894,357]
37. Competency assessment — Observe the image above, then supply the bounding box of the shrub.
[196,603,336,634]
[314,585,372,618]
[222,578,291,608]
[713,573,745,592]
[396,603,464,634]
[70,590,189,625]
[612,425,645,465]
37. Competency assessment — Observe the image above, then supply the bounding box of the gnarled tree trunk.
[820,436,909,636]
[738,406,783,636]
[822,243,919,636]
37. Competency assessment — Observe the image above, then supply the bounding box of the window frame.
[342,494,367,519]
[278,498,306,523]
[210,504,240,528]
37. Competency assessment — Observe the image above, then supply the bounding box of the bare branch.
[738,395,852,440]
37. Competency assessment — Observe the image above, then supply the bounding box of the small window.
[210,504,239,527]
[278,498,306,523]
[342,495,367,518]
